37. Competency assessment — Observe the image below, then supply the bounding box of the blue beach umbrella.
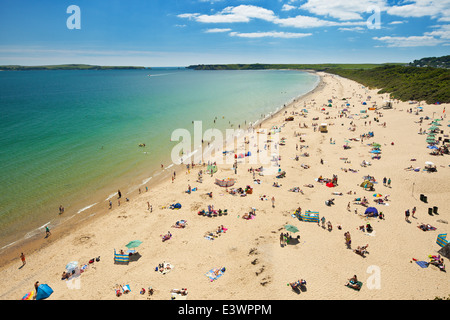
[35,284,53,300]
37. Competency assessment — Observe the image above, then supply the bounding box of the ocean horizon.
[0,68,319,251]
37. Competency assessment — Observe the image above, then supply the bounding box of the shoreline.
[0,71,322,269]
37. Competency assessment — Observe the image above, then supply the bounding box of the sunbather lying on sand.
[345,275,361,290]
[353,244,369,257]
[290,279,306,290]
[171,288,188,295]
[429,256,445,271]
[242,212,255,220]
[418,223,436,231]
[173,220,187,228]
[161,232,172,242]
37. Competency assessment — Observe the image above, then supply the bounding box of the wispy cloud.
[299,0,388,21]
[281,4,296,12]
[178,5,370,29]
[388,21,406,25]
[229,31,312,39]
[204,28,232,33]
[373,35,444,47]
[178,5,277,24]
[338,26,366,32]
[386,0,450,22]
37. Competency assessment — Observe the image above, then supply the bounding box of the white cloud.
[229,31,312,39]
[282,4,296,12]
[338,27,365,32]
[177,13,200,20]
[274,15,367,28]
[373,35,444,47]
[386,0,450,22]
[424,24,450,39]
[300,0,388,21]
[388,21,405,25]
[204,28,232,33]
[185,5,277,24]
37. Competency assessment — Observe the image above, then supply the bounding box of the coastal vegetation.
[327,65,450,104]
[409,55,450,69]
[186,63,392,71]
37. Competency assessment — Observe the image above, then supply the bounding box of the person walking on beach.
[412,206,416,218]
[118,190,122,199]
[405,209,410,222]
[383,177,387,186]
[20,253,26,267]
[271,196,275,208]
[109,200,112,209]
[280,232,284,246]
[387,178,391,188]
[45,226,51,238]
[345,232,351,249]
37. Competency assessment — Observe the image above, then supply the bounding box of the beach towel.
[415,261,429,268]
[205,267,226,281]
[122,285,131,293]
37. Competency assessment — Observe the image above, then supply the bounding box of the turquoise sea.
[0,68,319,250]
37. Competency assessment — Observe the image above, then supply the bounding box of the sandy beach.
[1,71,448,301]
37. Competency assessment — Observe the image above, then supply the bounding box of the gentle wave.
[77,203,97,214]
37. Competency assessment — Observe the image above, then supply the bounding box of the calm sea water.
[0,68,319,249]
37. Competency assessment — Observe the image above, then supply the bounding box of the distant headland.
[0,64,148,71]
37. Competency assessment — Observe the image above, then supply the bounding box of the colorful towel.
[205,267,226,281]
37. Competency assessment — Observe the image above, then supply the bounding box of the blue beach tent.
[364,207,378,217]
[36,284,54,300]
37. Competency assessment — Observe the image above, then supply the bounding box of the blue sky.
[0,0,449,66]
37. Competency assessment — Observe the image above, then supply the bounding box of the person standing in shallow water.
[118,190,122,199]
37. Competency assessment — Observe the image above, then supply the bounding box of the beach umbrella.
[35,284,53,300]
[425,161,435,166]
[373,193,382,197]
[65,261,78,272]
[125,240,142,249]
[22,291,34,300]
[284,225,299,233]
